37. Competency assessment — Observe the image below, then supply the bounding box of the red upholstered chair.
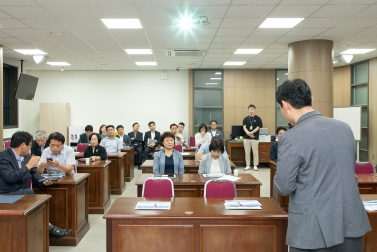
[204,180,237,198]
[142,177,174,197]
[4,140,11,148]
[355,162,374,173]
[189,136,195,147]
[173,144,183,152]
[77,143,90,152]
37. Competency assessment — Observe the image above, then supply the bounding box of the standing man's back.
[274,78,370,252]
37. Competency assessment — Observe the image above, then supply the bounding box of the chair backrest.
[173,144,183,152]
[355,162,374,173]
[4,140,11,148]
[204,180,237,198]
[142,177,174,197]
[189,136,195,147]
[77,143,90,152]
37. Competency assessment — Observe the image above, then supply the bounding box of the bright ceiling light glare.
[135,62,157,66]
[259,18,304,28]
[125,49,152,54]
[33,55,49,64]
[46,62,71,66]
[101,19,142,29]
[205,83,218,85]
[210,78,222,80]
[14,49,47,55]
[340,49,375,54]
[215,72,222,75]
[234,49,263,54]
[223,62,246,66]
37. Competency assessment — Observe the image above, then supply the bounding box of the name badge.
[250,126,253,130]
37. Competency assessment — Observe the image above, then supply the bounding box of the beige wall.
[333,65,351,107]
[369,58,377,164]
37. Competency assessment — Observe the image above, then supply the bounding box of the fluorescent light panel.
[101,19,142,29]
[135,62,157,65]
[235,49,263,54]
[47,62,70,66]
[125,49,152,54]
[259,18,304,28]
[210,78,222,80]
[14,49,47,55]
[223,62,246,66]
[206,83,218,85]
[215,72,222,75]
[340,49,375,54]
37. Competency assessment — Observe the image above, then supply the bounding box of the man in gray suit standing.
[274,79,370,252]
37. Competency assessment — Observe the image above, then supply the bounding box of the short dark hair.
[132,122,139,127]
[170,123,178,129]
[89,133,102,144]
[10,131,33,148]
[288,123,293,129]
[248,104,256,109]
[210,120,218,125]
[116,125,124,130]
[85,125,93,132]
[276,79,312,109]
[106,125,114,130]
[99,124,106,133]
[276,127,287,135]
[198,123,207,133]
[209,136,224,153]
[148,121,155,126]
[160,131,175,147]
[178,122,185,127]
[48,132,65,144]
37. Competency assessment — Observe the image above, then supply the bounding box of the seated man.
[31,130,49,156]
[37,132,76,175]
[0,131,71,238]
[177,122,188,147]
[116,125,131,147]
[78,125,93,144]
[170,123,183,145]
[143,121,161,163]
[270,127,287,160]
[209,120,224,140]
[195,136,228,161]
[128,123,144,169]
[100,125,123,153]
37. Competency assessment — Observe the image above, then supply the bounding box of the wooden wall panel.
[333,65,351,107]
[223,69,275,139]
[369,58,377,164]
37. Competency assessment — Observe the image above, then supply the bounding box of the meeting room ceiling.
[1,0,377,71]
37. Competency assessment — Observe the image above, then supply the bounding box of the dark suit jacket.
[128,131,143,146]
[78,133,89,144]
[116,135,132,147]
[143,131,161,147]
[269,142,278,160]
[30,139,49,157]
[0,148,45,194]
[83,145,107,160]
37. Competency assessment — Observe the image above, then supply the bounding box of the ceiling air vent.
[165,49,206,57]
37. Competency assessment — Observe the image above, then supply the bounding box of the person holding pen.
[153,132,184,175]
[198,136,231,175]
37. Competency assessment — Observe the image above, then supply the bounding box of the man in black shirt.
[242,104,263,171]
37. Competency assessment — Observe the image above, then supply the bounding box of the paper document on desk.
[363,201,377,211]
[135,201,171,210]
[217,175,241,181]
[224,200,262,210]
[203,173,226,178]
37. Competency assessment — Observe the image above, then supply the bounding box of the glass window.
[361,107,368,128]
[354,62,368,84]
[351,85,368,106]
[194,108,223,127]
[276,69,288,129]
[194,70,223,88]
[194,90,222,107]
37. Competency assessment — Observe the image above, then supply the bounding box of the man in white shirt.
[100,125,122,152]
[177,122,188,146]
[170,123,183,145]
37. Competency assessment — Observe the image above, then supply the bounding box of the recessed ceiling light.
[259,18,304,28]
[223,62,246,66]
[215,72,222,75]
[46,62,70,66]
[102,19,142,29]
[49,32,67,35]
[210,78,221,80]
[125,49,152,54]
[333,61,338,64]
[340,49,375,54]
[206,83,218,85]
[284,73,288,75]
[14,49,47,55]
[135,62,157,66]
[98,62,107,65]
[186,62,196,65]
[234,49,263,54]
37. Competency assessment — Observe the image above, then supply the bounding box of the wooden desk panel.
[103,197,288,252]
[356,174,377,194]
[226,141,274,165]
[0,194,50,252]
[136,174,261,197]
[121,147,134,182]
[77,160,111,214]
[140,159,236,174]
[360,195,377,252]
[34,173,90,246]
[107,153,126,195]
[270,160,289,212]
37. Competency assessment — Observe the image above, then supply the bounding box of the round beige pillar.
[288,39,333,117]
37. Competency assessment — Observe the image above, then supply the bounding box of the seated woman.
[99,124,107,139]
[84,133,107,161]
[153,131,184,175]
[195,123,212,147]
[198,136,232,175]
